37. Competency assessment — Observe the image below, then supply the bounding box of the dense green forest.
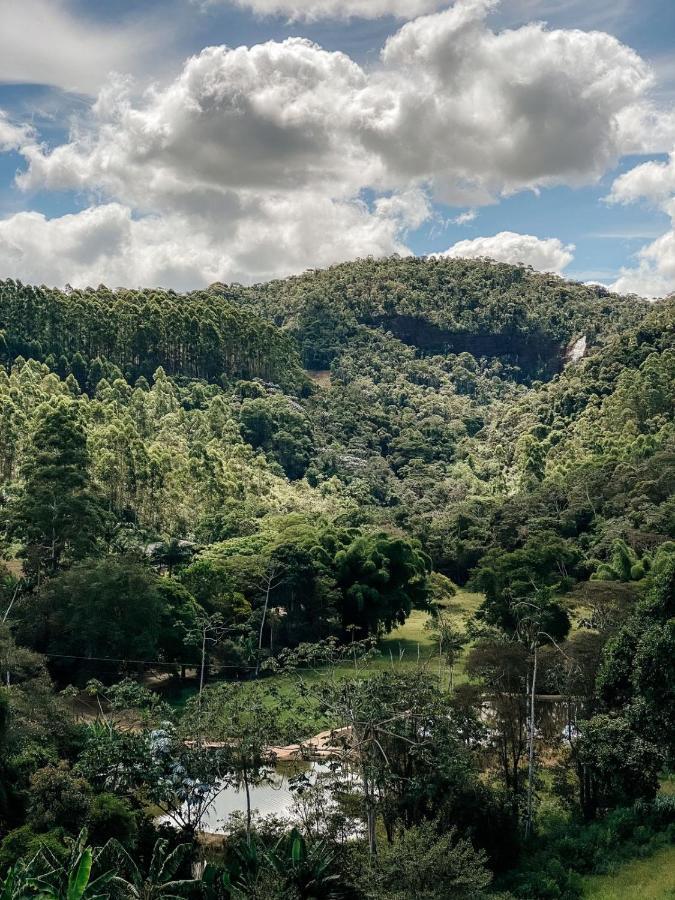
[0,257,673,899]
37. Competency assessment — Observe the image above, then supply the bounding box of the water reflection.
[200,760,333,834]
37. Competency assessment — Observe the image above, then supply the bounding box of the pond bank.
[186,725,351,761]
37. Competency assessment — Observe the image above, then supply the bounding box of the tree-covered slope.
[0,259,673,900]
[0,261,669,574]
[0,280,306,391]
[233,256,651,377]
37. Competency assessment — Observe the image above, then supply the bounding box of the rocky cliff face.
[369,314,567,381]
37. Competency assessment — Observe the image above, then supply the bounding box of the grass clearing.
[183,589,484,740]
[582,845,675,899]
[661,774,675,797]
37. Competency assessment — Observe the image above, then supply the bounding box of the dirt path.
[188,726,351,760]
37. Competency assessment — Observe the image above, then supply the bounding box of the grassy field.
[582,845,675,899]
[269,589,481,732]
[281,587,482,683]
[661,774,675,797]
[177,589,483,739]
[378,589,482,684]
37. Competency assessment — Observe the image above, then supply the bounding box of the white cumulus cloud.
[608,153,675,207]
[0,197,412,291]
[0,0,177,95]
[607,151,675,298]
[217,0,448,20]
[0,0,668,288]
[439,231,575,273]
[0,113,34,153]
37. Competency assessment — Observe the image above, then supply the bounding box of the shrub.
[499,798,675,898]
[0,825,67,872]
[86,792,138,847]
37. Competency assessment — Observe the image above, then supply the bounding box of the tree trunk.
[361,764,378,858]
[197,629,207,749]
[525,643,538,838]
[256,577,273,677]
[244,770,252,844]
[366,791,377,858]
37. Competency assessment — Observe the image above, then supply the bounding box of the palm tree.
[148,539,195,575]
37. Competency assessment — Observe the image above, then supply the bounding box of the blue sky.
[0,0,673,294]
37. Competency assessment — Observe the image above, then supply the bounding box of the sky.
[0,0,674,296]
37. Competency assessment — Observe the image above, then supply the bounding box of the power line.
[38,650,260,669]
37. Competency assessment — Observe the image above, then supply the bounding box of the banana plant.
[0,831,113,900]
[265,828,341,899]
[103,837,200,899]
[0,865,19,900]
[202,829,343,900]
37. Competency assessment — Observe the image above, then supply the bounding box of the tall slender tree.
[9,400,105,577]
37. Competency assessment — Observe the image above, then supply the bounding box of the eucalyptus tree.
[8,399,105,578]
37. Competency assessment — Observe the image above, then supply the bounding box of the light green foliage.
[363,821,493,899]
[8,399,105,573]
[0,359,336,539]
[0,260,672,895]
[582,844,675,899]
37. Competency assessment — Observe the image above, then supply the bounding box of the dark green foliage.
[244,256,648,380]
[27,766,91,834]
[355,821,493,899]
[473,534,581,620]
[631,621,675,751]
[202,517,430,642]
[0,828,115,900]
[335,531,431,634]
[85,793,137,848]
[239,395,314,479]
[500,797,675,898]
[17,557,200,681]
[0,262,672,895]
[105,838,200,899]
[0,279,306,390]
[8,400,105,573]
[596,622,640,708]
[0,826,68,875]
[597,554,675,757]
[574,714,662,819]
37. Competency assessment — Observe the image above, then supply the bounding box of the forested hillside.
[0,258,673,898]
[239,256,650,376]
[0,280,306,390]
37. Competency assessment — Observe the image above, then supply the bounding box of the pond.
[199,760,336,834]
[185,696,588,834]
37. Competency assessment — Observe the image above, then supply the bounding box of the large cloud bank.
[0,0,668,289]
